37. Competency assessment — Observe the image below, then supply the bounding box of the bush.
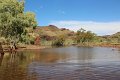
[52,39,64,46]
[52,35,65,46]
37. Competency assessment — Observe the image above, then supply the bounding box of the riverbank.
[76,42,120,48]
[2,42,120,52]
[2,44,51,52]
[17,45,51,51]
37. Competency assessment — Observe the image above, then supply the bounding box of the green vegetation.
[34,26,75,46]
[0,0,120,48]
[75,28,96,44]
[0,0,37,44]
[52,34,66,46]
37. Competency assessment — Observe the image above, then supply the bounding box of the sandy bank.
[17,45,51,50]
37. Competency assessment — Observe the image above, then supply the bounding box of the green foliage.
[0,0,37,43]
[21,34,35,44]
[0,37,6,44]
[24,12,37,29]
[40,39,52,46]
[52,34,66,46]
[76,28,96,43]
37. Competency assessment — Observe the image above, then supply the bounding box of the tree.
[76,28,95,43]
[0,0,37,42]
[85,31,96,42]
[76,28,86,43]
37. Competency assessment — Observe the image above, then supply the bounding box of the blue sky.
[25,0,120,35]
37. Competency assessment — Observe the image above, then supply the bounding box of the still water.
[1,46,120,80]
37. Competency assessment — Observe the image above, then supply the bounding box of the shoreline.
[3,43,120,52]
[76,43,120,49]
[16,45,51,51]
[2,45,51,52]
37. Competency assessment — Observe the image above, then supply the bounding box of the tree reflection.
[0,51,33,80]
[0,53,4,66]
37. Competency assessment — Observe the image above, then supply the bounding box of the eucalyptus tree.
[76,28,95,43]
[0,0,37,42]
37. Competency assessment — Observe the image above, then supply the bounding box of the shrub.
[52,35,65,46]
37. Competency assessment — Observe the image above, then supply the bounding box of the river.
[0,46,120,80]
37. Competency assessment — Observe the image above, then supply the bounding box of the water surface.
[0,46,120,80]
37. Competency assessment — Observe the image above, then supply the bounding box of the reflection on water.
[0,53,4,66]
[0,46,120,80]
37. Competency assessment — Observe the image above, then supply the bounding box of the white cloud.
[49,21,120,35]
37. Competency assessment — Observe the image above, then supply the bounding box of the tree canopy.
[0,0,37,42]
[76,28,96,43]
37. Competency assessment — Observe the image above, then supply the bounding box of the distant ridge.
[34,25,75,38]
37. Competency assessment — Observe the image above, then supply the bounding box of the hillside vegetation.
[32,25,75,46]
[28,25,120,47]
[0,0,120,48]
